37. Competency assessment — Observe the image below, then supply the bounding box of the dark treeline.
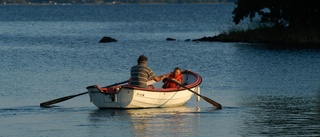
[1,0,235,4]
[195,0,320,46]
[232,0,320,29]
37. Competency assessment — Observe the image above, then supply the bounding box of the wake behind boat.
[86,70,202,109]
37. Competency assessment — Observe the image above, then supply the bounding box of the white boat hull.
[87,70,202,109]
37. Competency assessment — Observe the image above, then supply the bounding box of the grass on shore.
[194,26,320,47]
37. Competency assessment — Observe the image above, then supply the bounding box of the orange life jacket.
[162,73,183,88]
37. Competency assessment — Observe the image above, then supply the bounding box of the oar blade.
[167,78,222,109]
[40,92,88,107]
[201,96,222,109]
[40,96,73,107]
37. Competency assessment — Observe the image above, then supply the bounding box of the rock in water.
[99,37,117,43]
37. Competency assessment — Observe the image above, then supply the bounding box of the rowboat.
[86,70,202,109]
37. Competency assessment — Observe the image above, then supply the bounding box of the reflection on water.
[242,95,320,136]
[318,86,320,121]
[88,106,202,136]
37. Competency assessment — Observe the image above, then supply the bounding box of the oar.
[40,80,129,107]
[168,79,222,109]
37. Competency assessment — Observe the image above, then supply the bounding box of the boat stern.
[86,85,134,108]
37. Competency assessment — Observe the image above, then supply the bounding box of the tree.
[232,0,320,29]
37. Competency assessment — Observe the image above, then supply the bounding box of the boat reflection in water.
[88,106,201,136]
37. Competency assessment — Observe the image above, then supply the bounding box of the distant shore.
[1,1,235,5]
[193,26,320,48]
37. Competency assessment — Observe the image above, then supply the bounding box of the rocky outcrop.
[99,37,117,43]
[166,38,176,41]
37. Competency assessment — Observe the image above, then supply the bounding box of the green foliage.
[232,0,320,29]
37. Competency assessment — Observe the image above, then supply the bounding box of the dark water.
[1,4,320,137]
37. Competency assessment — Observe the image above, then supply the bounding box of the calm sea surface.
[1,4,320,137]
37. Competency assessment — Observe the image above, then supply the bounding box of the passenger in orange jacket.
[162,67,183,88]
